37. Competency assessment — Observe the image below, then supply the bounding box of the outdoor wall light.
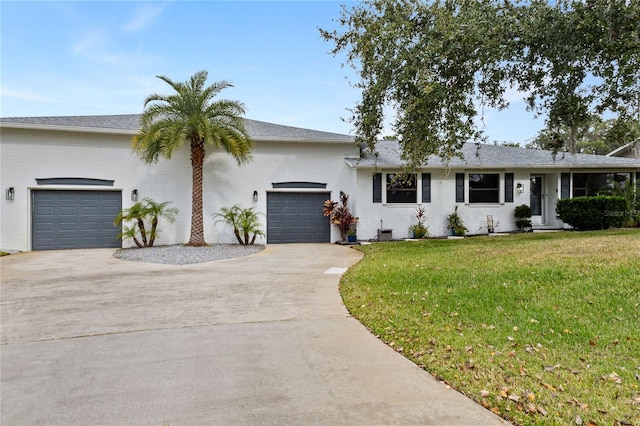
[131,189,138,201]
[253,190,258,202]
[516,183,524,194]
[6,187,15,201]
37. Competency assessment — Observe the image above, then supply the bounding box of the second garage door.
[32,190,122,250]
[266,192,330,243]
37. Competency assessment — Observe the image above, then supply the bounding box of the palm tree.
[213,204,265,245]
[133,70,252,246]
[145,199,179,247]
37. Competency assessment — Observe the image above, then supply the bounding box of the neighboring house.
[1,114,639,251]
[608,142,640,159]
[349,140,639,239]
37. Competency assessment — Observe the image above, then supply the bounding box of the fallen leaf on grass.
[480,389,490,398]
[537,405,548,416]
[603,371,622,384]
[508,394,520,403]
[541,382,557,392]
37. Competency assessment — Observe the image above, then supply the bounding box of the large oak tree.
[321,0,640,166]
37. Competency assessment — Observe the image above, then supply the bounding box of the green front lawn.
[341,230,640,425]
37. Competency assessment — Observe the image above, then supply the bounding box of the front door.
[530,175,544,225]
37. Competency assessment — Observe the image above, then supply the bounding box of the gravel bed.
[113,244,265,265]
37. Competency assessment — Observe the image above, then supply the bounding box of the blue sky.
[1,1,544,145]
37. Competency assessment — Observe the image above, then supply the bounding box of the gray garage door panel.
[267,192,330,243]
[32,190,122,250]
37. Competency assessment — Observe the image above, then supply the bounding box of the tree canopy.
[527,117,640,155]
[320,0,640,167]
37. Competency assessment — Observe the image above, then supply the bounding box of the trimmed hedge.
[556,196,628,230]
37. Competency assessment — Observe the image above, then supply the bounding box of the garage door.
[32,190,122,250]
[266,192,330,243]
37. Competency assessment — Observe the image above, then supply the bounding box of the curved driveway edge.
[1,244,508,425]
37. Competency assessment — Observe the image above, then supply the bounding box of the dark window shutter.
[455,173,465,203]
[373,173,382,203]
[421,173,431,203]
[504,173,514,203]
[561,173,571,198]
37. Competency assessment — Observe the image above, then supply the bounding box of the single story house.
[1,114,639,251]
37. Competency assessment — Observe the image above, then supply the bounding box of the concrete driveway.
[1,244,507,425]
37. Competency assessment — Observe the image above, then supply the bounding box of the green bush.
[213,205,265,245]
[556,196,628,230]
[513,204,532,230]
[114,198,178,248]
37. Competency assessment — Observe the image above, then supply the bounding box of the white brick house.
[1,114,639,251]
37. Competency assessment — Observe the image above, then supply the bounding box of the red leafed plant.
[323,191,359,241]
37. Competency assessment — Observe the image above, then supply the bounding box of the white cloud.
[72,31,106,55]
[0,88,51,103]
[121,3,167,33]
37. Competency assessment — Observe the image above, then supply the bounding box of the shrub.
[446,205,467,235]
[114,198,178,248]
[514,204,532,230]
[409,207,428,238]
[213,205,265,245]
[323,191,358,241]
[556,196,628,230]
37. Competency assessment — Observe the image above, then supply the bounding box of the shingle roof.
[347,139,640,169]
[0,114,354,143]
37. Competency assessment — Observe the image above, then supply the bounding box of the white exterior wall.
[0,127,358,251]
[206,141,358,244]
[352,168,564,240]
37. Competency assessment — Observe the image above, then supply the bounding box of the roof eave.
[0,122,137,136]
[349,162,640,170]
[253,136,355,144]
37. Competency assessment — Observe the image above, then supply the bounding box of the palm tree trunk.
[187,138,207,246]
[149,217,158,247]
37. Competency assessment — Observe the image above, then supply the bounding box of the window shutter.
[421,173,431,203]
[455,173,465,203]
[504,173,514,203]
[373,173,382,203]
[561,173,571,198]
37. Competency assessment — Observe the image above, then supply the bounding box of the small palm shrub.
[213,205,265,245]
[114,198,178,248]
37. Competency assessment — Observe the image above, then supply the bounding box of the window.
[386,173,417,203]
[504,173,514,203]
[573,172,631,197]
[469,173,499,203]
